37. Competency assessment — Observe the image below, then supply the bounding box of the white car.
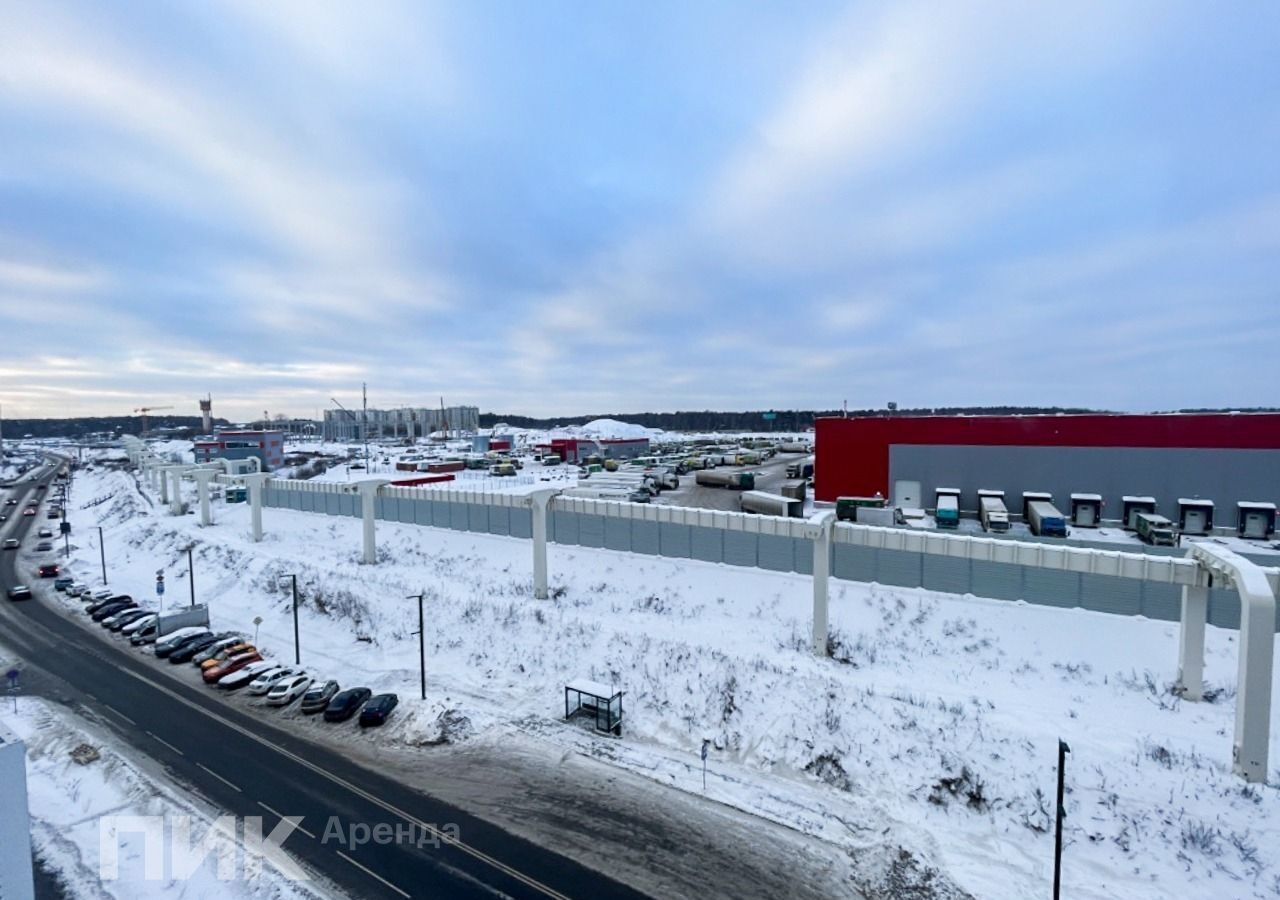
[89,589,114,603]
[67,582,89,597]
[153,627,209,655]
[265,673,313,706]
[247,666,301,696]
[217,660,277,690]
[121,613,158,635]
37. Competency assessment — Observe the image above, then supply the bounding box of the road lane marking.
[103,704,136,725]
[145,731,184,756]
[335,850,410,899]
[196,762,242,793]
[258,801,317,839]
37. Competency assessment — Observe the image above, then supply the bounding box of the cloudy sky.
[1,1,1277,421]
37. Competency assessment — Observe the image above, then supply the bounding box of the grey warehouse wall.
[890,445,1280,520]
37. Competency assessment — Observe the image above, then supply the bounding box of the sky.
[1,1,1278,422]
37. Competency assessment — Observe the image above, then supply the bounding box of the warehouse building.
[815,413,1280,531]
[322,405,480,442]
[539,437,651,463]
[193,429,285,470]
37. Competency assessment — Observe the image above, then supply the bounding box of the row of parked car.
[64,581,400,726]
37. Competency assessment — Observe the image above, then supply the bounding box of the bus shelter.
[565,679,623,736]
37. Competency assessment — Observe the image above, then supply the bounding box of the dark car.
[7,585,31,601]
[358,693,399,727]
[323,687,372,722]
[35,541,53,552]
[168,633,223,664]
[37,563,59,578]
[299,680,340,715]
[53,576,73,591]
[86,594,132,615]
[91,600,136,622]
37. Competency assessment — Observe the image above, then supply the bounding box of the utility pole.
[362,382,369,470]
[186,544,196,607]
[288,574,300,664]
[409,593,426,699]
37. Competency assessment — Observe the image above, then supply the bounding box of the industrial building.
[540,437,651,463]
[322,405,480,442]
[815,413,1280,533]
[0,720,34,900]
[193,429,285,470]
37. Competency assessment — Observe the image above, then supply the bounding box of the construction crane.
[331,397,368,468]
[134,405,174,437]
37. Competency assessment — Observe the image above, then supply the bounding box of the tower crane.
[134,405,174,436]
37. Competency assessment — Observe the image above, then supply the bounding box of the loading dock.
[1121,496,1157,530]
[1177,498,1215,536]
[1069,493,1102,528]
[1236,502,1277,540]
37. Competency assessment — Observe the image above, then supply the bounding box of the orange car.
[202,651,262,684]
[199,643,255,670]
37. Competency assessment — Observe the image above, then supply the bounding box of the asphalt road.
[0,462,652,900]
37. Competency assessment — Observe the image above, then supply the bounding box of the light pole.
[281,574,301,665]
[409,593,426,700]
[98,526,107,584]
[1054,739,1071,900]
[185,544,196,607]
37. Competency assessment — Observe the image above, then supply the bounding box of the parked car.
[199,642,256,669]
[129,622,162,645]
[86,594,132,615]
[168,633,222,664]
[7,585,31,601]
[53,576,73,591]
[121,614,158,636]
[3,539,18,550]
[215,658,275,690]
[358,693,399,727]
[88,589,114,603]
[300,680,340,714]
[154,628,210,657]
[37,563,59,578]
[323,687,372,722]
[202,652,263,685]
[266,674,314,707]
[66,582,89,597]
[192,637,247,666]
[37,527,53,538]
[91,600,136,622]
[248,666,305,696]
[104,608,150,631]
[34,541,53,552]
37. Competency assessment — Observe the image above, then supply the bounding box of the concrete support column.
[1176,583,1209,701]
[810,512,837,656]
[158,466,171,504]
[529,489,559,599]
[168,469,185,516]
[1234,577,1275,783]
[193,470,217,526]
[354,480,389,564]
[242,473,272,542]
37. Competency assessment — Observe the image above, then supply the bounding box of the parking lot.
[652,452,812,513]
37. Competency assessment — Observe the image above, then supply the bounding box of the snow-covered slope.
[56,458,1280,899]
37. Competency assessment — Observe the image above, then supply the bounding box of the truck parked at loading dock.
[934,488,960,529]
[1135,512,1178,546]
[978,490,1010,533]
[1026,500,1068,537]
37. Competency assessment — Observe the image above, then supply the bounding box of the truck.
[785,460,815,480]
[934,492,960,529]
[1026,500,1068,537]
[739,490,803,518]
[979,492,1010,533]
[836,495,885,522]
[642,467,680,491]
[777,442,811,454]
[779,479,807,501]
[1135,511,1178,546]
[696,468,752,489]
[563,486,651,504]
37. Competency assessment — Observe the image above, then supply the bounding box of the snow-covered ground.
[51,455,1280,899]
[0,693,328,900]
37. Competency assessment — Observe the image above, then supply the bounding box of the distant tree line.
[479,406,1106,432]
[1,416,229,439]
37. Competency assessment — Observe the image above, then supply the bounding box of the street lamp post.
[1054,739,1071,900]
[409,593,426,700]
[98,526,107,584]
[186,544,196,607]
[287,574,300,665]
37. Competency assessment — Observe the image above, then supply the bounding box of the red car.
[37,563,59,578]
[202,651,262,684]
